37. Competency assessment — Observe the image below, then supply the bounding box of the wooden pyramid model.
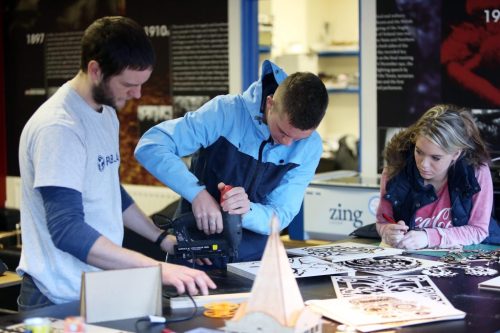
[224,216,322,333]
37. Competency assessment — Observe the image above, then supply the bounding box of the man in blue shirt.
[135,60,328,264]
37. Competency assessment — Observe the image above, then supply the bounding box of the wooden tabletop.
[0,271,22,288]
[280,235,377,248]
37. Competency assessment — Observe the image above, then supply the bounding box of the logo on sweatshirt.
[97,153,120,172]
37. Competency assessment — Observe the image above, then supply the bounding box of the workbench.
[0,239,498,332]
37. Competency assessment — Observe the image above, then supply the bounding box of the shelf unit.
[317,50,359,57]
[259,45,271,54]
[258,0,360,149]
[327,87,359,94]
[318,50,359,94]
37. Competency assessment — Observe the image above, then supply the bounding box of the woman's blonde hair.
[384,104,490,178]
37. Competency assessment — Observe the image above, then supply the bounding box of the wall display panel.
[0,9,5,207]
[362,0,500,173]
[376,0,442,127]
[4,0,229,185]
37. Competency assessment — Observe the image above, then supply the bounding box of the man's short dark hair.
[81,16,155,79]
[280,72,328,130]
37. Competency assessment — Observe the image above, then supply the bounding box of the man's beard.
[92,79,117,110]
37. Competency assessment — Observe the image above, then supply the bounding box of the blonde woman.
[377,104,500,249]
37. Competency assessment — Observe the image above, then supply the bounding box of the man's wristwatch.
[155,230,169,247]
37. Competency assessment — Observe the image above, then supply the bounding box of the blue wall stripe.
[241,0,259,91]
